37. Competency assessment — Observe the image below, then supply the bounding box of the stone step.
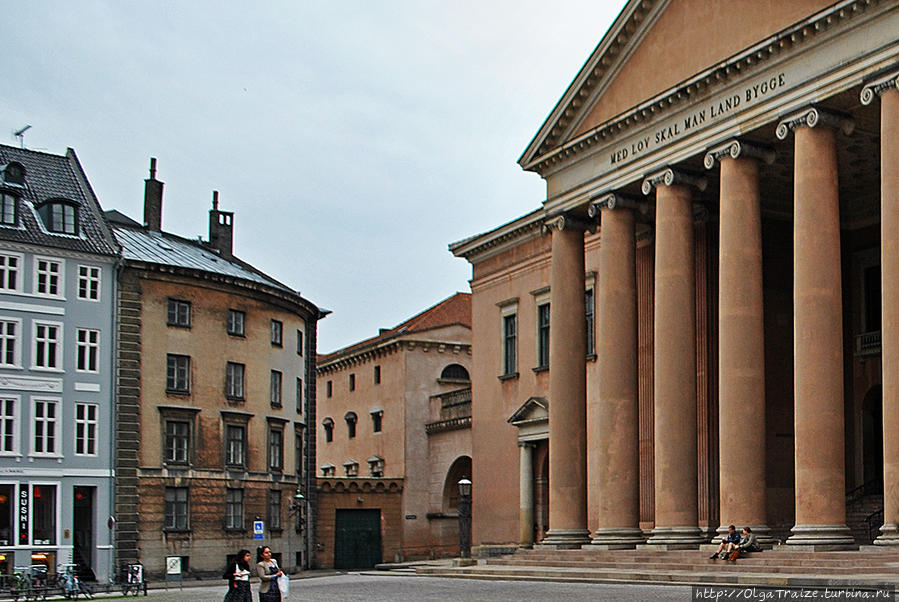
[487,558,893,574]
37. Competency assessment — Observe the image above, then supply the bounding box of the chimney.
[208,191,234,259]
[143,157,163,232]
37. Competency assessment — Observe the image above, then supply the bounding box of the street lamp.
[287,488,305,574]
[457,478,472,559]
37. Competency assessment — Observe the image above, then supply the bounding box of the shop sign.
[18,486,28,545]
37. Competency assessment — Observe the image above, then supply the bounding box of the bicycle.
[120,564,145,597]
[10,565,48,601]
[59,563,93,599]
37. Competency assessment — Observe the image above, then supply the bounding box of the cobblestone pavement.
[139,573,693,601]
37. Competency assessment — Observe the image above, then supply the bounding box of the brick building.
[108,160,325,578]
[315,293,472,567]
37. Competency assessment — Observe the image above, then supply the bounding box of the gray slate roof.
[0,145,119,257]
[112,221,298,295]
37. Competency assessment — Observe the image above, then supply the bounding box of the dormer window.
[1,162,26,187]
[0,193,17,226]
[37,199,78,235]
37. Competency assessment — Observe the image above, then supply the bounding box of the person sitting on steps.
[709,524,740,560]
[736,526,762,555]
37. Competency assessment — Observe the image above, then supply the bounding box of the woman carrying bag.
[256,546,284,601]
[223,549,252,602]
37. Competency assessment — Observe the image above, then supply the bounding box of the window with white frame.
[225,424,246,467]
[74,403,98,456]
[165,486,189,531]
[76,265,101,301]
[167,298,191,327]
[227,309,245,336]
[500,301,519,377]
[32,398,59,456]
[268,425,283,472]
[224,488,243,530]
[76,328,99,373]
[271,319,283,346]
[166,354,190,393]
[0,397,17,454]
[31,484,57,545]
[0,253,22,292]
[226,362,245,399]
[0,193,17,226]
[34,258,63,298]
[32,322,61,370]
[270,370,282,407]
[0,318,20,367]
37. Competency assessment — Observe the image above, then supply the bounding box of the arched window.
[443,456,472,511]
[439,364,470,382]
[322,417,334,443]
[37,198,79,235]
[344,412,357,439]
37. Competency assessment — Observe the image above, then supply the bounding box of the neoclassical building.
[452,0,897,551]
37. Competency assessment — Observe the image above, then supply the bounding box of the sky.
[3,1,624,353]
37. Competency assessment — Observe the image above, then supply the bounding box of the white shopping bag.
[277,574,290,599]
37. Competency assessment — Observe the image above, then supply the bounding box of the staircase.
[416,548,899,589]
[847,493,884,545]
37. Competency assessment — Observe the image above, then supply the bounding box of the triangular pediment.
[508,396,548,425]
[520,0,835,171]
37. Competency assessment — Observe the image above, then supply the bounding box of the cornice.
[317,338,472,374]
[449,211,545,263]
[522,0,880,176]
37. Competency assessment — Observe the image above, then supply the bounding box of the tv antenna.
[13,125,31,148]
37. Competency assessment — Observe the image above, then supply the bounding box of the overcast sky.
[4,1,623,353]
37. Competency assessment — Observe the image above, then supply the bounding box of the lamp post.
[287,488,305,574]
[457,478,472,559]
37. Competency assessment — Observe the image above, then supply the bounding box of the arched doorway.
[862,385,883,491]
[443,456,472,511]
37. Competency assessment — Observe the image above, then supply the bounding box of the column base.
[644,526,705,548]
[783,524,856,549]
[874,523,899,546]
[538,529,591,549]
[714,523,775,544]
[589,527,644,549]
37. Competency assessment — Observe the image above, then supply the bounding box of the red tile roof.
[318,292,470,363]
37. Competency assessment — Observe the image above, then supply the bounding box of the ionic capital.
[704,139,775,170]
[542,212,593,235]
[587,191,648,217]
[641,167,707,195]
[860,69,899,105]
[775,106,854,139]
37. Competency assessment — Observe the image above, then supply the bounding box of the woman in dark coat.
[223,549,253,602]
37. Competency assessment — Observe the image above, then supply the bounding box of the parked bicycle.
[119,564,146,597]
[58,564,92,599]
[9,565,49,601]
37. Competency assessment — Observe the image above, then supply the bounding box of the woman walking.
[223,549,252,602]
[256,546,283,602]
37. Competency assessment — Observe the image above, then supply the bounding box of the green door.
[333,509,382,569]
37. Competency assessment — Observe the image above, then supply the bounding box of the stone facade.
[452,0,899,552]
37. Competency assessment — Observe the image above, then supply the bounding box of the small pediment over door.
[508,397,549,441]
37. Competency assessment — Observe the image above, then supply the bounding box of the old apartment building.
[315,293,472,568]
[109,160,325,577]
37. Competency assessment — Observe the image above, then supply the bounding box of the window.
[224,488,243,530]
[368,456,384,477]
[0,253,21,291]
[76,328,99,373]
[38,201,77,234]
[296,377,303,413]
[322,418,334,443]
[0,484,12,544]
[34,258,63,298]
[268,490,282,531]
[77,266,101,301]
[537,302,550,369]
[440,364,469,381]
[0,398,17,454]
[2,162,25,186]
[226,362,245,399]
[166,354,190,393]
[164,487,189,531]
[227,309,245,336]
[167,299,191,327]
[32,398,58,455]
[349,373,355,392]
[165,420,190,464]
[74,403,98,456]
[371,410,383,433]
[326,380,332,398]
[296,329,303,355]
[586,288,595,357]
[295,429,303,476]
[345,412,357,439]
[271,320,283,346]
[269,426,283,472]
[270,370,282,407]
[503,313,517,376]
[31,485,57,545]
[33,322,61,369]
[0,193,17,226]
[225,424,246,467]
[0,318,20,367]
[374,365,381,385]
[344,461,358,477]
[321,464,335,477]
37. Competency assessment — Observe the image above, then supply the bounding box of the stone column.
[704,140,773,541]
[588,193,643,548]
[519,442,535,547]
[642,168,707,547]
[542,214,590,547]
[862,75,899,546]
[776,107,855,548]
